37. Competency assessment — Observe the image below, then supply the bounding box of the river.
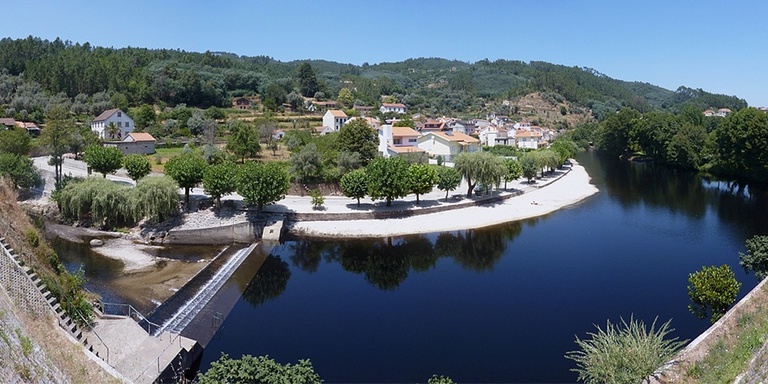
[56,151,768,382]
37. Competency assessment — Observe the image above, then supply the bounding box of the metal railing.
[74,308,110,365]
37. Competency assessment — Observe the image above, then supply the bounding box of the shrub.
[688,264,741,323]
[309,189,324,210]
[739,235,768,279]
[565,316,687,384]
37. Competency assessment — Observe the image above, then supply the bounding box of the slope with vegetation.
[0,36,747,126]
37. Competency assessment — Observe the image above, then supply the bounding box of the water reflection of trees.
[582,151,768,236]
[287,222,522,290]
[242,255,291,306]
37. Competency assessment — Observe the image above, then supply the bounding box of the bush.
[197,354,321,384]
[739,235,768,279]
[309,189,324,210]
[688,264,741,323]
[565,316,687,384]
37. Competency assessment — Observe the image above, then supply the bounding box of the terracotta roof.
[0,118,16,126]
[388,146,425,154]
[432,131,479,143]
[516,131,542,138]
[127,132,156,142]
[93,108,121,122]
[381,103,406,108]
[328,109,347,117]
[392,126,420,137]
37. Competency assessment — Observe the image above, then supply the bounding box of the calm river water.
[58,151,768,382]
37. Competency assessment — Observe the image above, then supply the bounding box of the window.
[125,122,130,128]
[117,122,122,127]
[408,138,417,143]
[117,111,122,117]
[394,139,402,145]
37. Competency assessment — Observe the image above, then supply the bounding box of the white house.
[516,130,543,149]
[417,131,480,162]
[322,109,349,131]
[378,125,423,157]
[91,109,135,140]
[379,103,407,114]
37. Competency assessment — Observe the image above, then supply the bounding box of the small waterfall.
[154,243,257,335]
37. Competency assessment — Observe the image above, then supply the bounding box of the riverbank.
[288,161,597,238]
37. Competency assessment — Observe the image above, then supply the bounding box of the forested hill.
[0,36,748,119]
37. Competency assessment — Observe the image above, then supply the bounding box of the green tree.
[436,166,461,199]
[68,126,100,159]
[164,153,207,208]
[503,158,522,189]
[408,163,437,204]
[565,316,686,384]
[197,353,321,384]
[105,122,121,140]
[340,168,368,207]
[366,156,411,207]
[296,62,321,97]
[0,153,40,189]
[739,235,768,280]
[665,123,707,169]
[454,152,505,197]
[538,149,561,174]
[122,154,152,181]
[337,118,378,164]
[83,145,124,178]
[226,120,261,162]
[0,127,31,156]
[687,264,741,323]
[127,175,179,224]
[710,108,768,182]
[597,107,641,156]
[520,153,538,183]
[337,151,361,175]
[236,161,290,213]
[549,139,577,164]
[41,106,75,186]
[290,143,323,182]
[203,160,238,208]
[427,375,456,384]
[309,189,324,210]
[132,104,156,131]
[337,87,354,108]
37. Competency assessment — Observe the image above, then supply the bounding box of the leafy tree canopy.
[197,353,321,384]
[122,154,152,181]
[164,153,207,206]
[687,264,741,323]
[236,161,290,213]
[83,144,124,178]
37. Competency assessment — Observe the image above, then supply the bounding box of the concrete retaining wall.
[163,220,267,245]
[0,235,51,316]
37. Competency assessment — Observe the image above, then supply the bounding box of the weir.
[146,243,258,336]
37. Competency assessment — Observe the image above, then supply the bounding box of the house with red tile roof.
[516,130,543,149]
[322,109,349,131]
[417,131,480,162]
[104,132,156,155]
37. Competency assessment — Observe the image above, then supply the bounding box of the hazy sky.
[3,1,767,106]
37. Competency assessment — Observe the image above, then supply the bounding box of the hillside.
[0,36,748,123]
[0,182,116,383]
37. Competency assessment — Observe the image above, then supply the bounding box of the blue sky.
[3,1,768,106]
